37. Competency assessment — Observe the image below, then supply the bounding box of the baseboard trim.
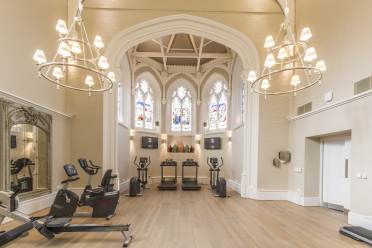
[257,190,288,201]
[227,179,241,194]
[119,179,130,193]
[348,212,372,231]
[287,191,304,205]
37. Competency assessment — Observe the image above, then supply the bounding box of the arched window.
[135,80,154,129]
[171,86,192,132]
[208,81,228,130]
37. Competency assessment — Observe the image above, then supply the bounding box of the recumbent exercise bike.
[128,156,151,197]
[207,157,227,197]
[74,158,119,219]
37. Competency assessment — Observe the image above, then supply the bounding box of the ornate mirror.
[0,98,52,199]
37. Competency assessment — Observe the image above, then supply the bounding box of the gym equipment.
[158,159,177,190]
[181,159,201,191]
[78,158,116,203]
[10,158,35,193]
[58,163,119,220]
[340,226,372,245]
[0,170,133,247]
[128,156,151,197]
[207,157,227,197]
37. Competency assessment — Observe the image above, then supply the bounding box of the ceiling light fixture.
[32,0,114,96]
[247,1,326,97]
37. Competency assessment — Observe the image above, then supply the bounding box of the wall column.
[103,67,121,190]
[240,69,260,198]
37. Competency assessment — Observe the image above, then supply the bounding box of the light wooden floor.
[2,186,367,248]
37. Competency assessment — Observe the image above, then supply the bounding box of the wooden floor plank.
[1,186,368,248]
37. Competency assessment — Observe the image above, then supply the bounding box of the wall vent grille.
[297,102,312,115]
[354,76,372,95]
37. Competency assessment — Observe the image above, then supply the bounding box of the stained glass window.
[171,86,192,132]
[208,81,228,130]
[135,80,154,129]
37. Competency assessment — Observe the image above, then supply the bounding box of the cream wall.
[258,95,290,190]
[289,0,372,224]
[0,0,71,192]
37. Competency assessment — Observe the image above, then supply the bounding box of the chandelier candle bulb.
[304,47,317,62]
[264,35,275,49]
[55,19,68,35]
[300,27,312,41]
[93,35,105,49]
[107,71,116,82]
[316,60,327,71]
[98,56,109,70]
[33,49,47,64]
[290,75,301,87]
[52,67,63,80]
[247,71,257,82]
[278,47,289,60]
[57,42,71,58]
[85,75,95,87]
[70,41,82,54]
[264,53,276,68]
[261,79,270,90]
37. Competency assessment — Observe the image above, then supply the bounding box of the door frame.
[320,134,351,209]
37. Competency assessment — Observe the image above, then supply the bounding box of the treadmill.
[158,159,177,190]
[340,226,372,245]
[181,159,201,190]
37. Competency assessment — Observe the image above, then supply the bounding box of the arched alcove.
[103,14,261,198]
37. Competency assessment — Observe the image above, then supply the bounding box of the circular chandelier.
[247,3,327,97]
[32,0,115,96]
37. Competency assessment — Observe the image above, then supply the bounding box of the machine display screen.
[204,137,222,150]
[141,136,159,149]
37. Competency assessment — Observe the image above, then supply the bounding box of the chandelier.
[32,0,115,96]
[247,4,327,97]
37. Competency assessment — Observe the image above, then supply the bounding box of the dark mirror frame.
[0,98,52,199]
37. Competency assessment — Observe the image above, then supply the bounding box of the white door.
[322,137,351,209]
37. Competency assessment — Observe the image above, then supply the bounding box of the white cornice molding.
[288,89,372,121]
[0,89,73,118]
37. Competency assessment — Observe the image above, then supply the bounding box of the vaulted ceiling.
[133,34,231,71]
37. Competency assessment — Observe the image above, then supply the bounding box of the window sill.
[134,129,160,135]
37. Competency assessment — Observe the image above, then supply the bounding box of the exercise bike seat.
[99,169,115,192]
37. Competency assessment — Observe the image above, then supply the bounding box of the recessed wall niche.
[0,98,52,199]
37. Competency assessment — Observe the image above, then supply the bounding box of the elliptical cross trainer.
[207,157,227,197]
[128,156,151,197]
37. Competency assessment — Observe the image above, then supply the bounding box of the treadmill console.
[182,159,198,167]
[161,159,177,167]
